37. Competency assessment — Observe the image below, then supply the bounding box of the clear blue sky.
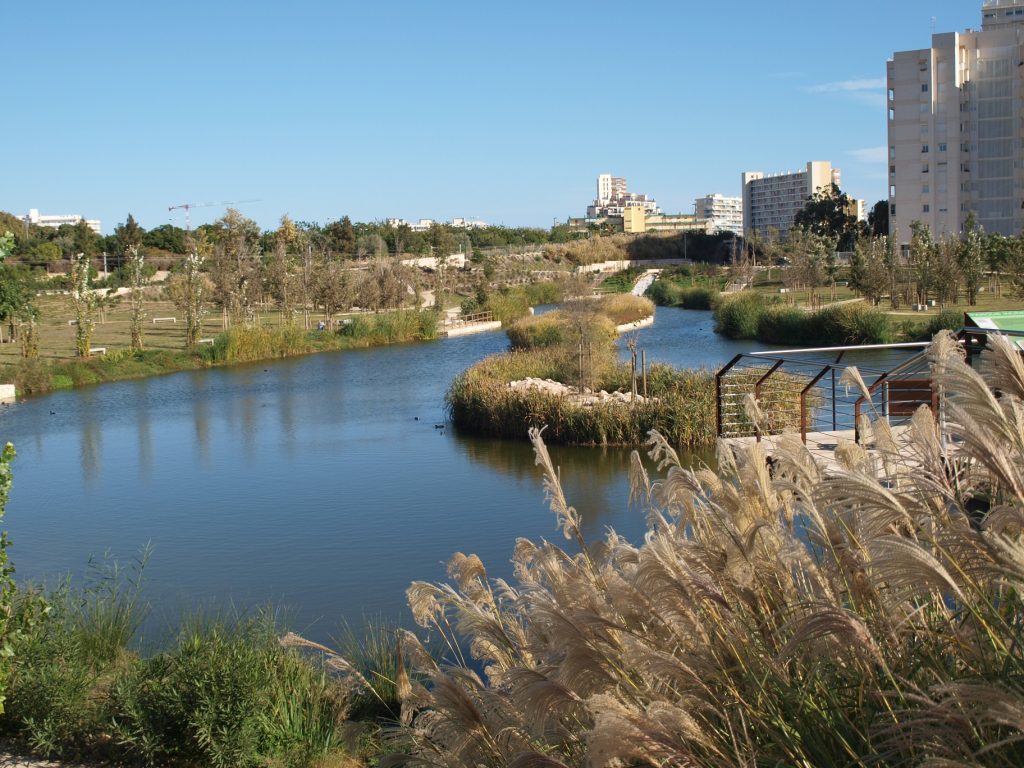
[3,0,973,234]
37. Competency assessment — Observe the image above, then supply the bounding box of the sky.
[3,0,975,234]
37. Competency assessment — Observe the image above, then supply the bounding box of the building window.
[888,88,895,101]
[891,205,896,215]
[923,163,930,173]
[923,184,930,193]
[939,143,947,151]
[890,165,896,176]
[889,108,895,121]
[890,185,896,197]
[921,83,929,92]
[889,146,896,159]
[923,204,930,213]
[922,144,929,153]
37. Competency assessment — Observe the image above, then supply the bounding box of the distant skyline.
[3,1,972,234]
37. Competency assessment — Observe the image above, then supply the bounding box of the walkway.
[630,269,660,296]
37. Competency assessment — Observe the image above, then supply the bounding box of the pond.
[0,308,894,642]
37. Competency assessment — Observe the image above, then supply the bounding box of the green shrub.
[109,614,344,768]
[713,292,766,339]
[925,308,964,337]
[212,325,313,363]
[595,294,654,325]
[647,280,717,310]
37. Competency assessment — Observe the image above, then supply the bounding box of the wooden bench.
[198,338,214,345]
[888,378,933,416]
[89,347,107,355]
[152,316,177,324]
[67,319,78,325]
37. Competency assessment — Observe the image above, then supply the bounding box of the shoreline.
[1,314,484,401]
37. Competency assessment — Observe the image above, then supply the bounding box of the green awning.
[965,310,1024,333]
[966,310,1024,348]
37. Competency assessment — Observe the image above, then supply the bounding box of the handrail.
[753,360,784,442]
[800,364,832,443]
[749,342,930,357]
[716,354,744,437]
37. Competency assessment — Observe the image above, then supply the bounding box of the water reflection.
[78,389,102,488]
[2,308,785,641]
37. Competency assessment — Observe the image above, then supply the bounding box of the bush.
[925,308,964,337]
[212,325,313,363]
[109,615,345,768]
[647,280,717,310]
[714,292,766,339]
[715,294,891,345]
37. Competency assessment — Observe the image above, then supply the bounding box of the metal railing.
[717,328,1024,446]
[716,343,927,444]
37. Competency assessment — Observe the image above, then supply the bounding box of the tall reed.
[395,331,1024,767]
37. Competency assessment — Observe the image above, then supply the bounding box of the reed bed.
[1,309,441,396]
[715,292,893,344]
[395,331,1024,767]
[647,280,718,309]
[594,293,655,325]
[447,348,718,448]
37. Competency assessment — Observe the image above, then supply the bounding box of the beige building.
[888,0,1024,244]
[22,208,101,234]
[622,209,710,234]
[741,161,840,240]
[695,193,743,235]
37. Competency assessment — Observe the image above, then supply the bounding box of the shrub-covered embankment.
[647,279,718,310]
[2,309,440,396]
[714,292,892,345]
[447,347,717,447]
[449,293,799,448]
[504,294,654,351]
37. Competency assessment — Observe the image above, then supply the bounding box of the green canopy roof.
[965,310,1024,333]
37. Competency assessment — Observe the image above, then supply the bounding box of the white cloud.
[847,146,888,164]
[807,77,886,94]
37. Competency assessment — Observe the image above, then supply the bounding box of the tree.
[908,220,935,305]
[1004,236,1024,299]
[850,235,889,306]
[169,252,207,348]
[69,253,98,357]
[793,183,859,250]
[933,235,960,307]
[958,213,985,305]
[113,213,144,258]
[867,200,890,238]
[126,245,146,351]
[207,209,262,327]
[324,216,357,257]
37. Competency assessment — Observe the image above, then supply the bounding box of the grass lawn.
[0,293,328,362]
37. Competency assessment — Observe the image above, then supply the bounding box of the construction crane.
[168,199,261,231]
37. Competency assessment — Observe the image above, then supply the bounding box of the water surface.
[0,308,901,641]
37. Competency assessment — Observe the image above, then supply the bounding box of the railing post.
[753,359,784,442]
[716,354,743,438]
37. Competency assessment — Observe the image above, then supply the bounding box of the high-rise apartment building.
[588,174,660,217]
[695,193,743,235]
[888,1,1024,244]
[741,161,840,240]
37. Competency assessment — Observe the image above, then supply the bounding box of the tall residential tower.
[888,0,1024,244]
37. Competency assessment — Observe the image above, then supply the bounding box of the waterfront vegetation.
[397,332,1024,767]
[2,309,442,395]
[447,347,718,447]
[2,333,1024,765]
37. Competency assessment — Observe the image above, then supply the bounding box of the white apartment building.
[888,0,1024,244]
[695,193,743,235]
[588,174,660,217]
[22,208,101,234]
[741,161,840,240]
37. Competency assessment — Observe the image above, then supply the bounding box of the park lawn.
[0,293,313,362]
